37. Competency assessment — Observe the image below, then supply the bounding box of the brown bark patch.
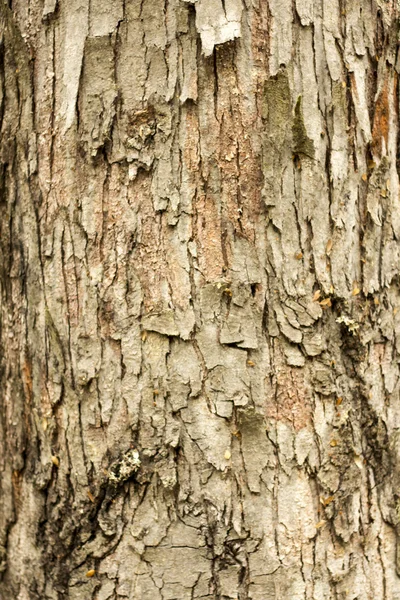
[11,470,23,512]
[215,48,261,242]
[372,73,390,158]
[251,1,270,72]
[22,356,33,402]
[195,192,225,281]
[130,172,165,311]
[266,347,312,431]
[183,106,200,174]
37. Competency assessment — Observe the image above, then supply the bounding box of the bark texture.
[1,0,400,598]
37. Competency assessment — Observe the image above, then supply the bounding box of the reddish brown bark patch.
[195,191,225,281]
[372,72,390,158]
[266,345,312,431]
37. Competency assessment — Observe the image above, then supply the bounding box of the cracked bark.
[1,0,400,599]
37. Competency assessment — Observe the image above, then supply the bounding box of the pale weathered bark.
[1,0,400,598]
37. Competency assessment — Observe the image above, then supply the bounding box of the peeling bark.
[1,1,400,599]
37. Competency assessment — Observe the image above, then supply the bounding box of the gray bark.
[1,0,400,598]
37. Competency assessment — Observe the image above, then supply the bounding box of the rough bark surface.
[1,0,400,598]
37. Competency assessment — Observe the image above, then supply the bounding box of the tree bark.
[1,0,400,598]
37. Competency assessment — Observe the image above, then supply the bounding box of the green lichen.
[262,71,292,148]
[292,96,315,159]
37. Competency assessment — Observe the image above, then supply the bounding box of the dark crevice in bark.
[345,70,358,172]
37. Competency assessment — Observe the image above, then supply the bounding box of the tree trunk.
[1,0,400,598]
